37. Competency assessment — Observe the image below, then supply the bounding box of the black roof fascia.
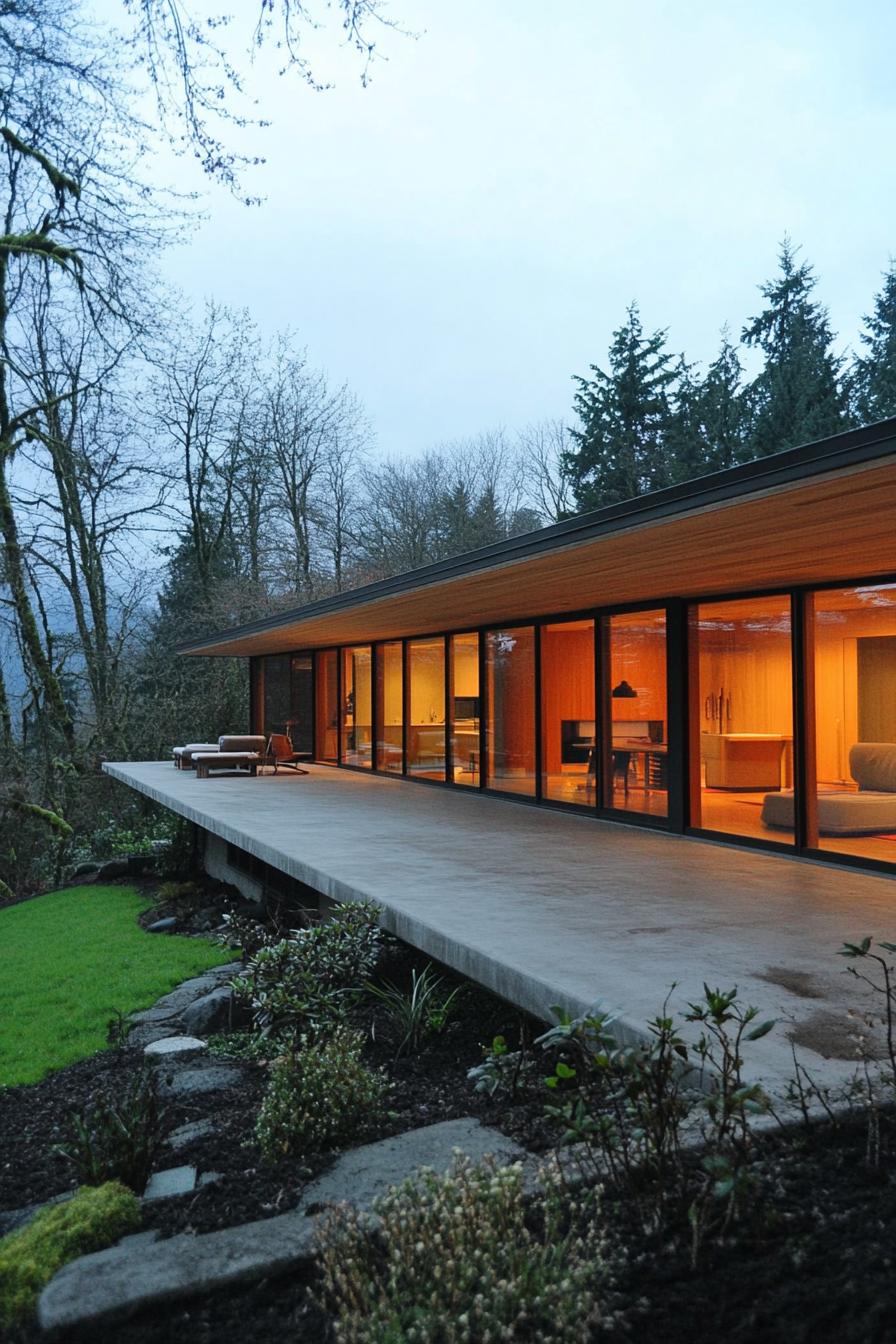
[179,416,896,654]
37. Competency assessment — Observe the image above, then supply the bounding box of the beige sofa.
[761,743,896,836]
[173,735,266,771]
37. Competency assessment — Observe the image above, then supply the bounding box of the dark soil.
[4,916,896,1343]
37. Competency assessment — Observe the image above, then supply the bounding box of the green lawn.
[0,885,234,1087]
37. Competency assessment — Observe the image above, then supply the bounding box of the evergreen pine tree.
[851,261,896,425]
[699,330,747,470]
[741,239,848,457]
[664,357,709,485]
[566,303,677,510]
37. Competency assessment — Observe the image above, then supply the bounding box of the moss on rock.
[0,1180,141,1328]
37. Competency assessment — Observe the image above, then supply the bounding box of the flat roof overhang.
[181,418,896,658]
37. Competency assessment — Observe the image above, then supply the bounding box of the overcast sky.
[150,0,895,457]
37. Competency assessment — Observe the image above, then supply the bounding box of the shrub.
[256,1027,387,1161]
[367,962,463,1056]
[152,879,205,918]
[0,1181,141,1328]
[316,1154,611,1343]
[56,1069,165,1195]
[234,900,384,1040]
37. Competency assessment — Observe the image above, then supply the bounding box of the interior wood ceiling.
[190,461,896,657]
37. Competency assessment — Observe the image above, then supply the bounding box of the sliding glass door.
[602,610,668,817]
[690,596,794,844]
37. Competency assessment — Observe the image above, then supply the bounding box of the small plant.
[0,1182,141,1328]
[682,985,774,1263]
[468,1031,538,1100]
[56,1069,166,1195]
[153,879,204,917]
[235,900,384,1041]
[315,1153,612,1343]
[206,1030,281,1063]
[255,1026,387,1161]
[106,1008,131,1049]
[368,962,463,1056]
[840,936,896,1088]
[216,905,275,956]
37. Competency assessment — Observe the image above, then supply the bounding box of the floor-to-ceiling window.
[315,649,339,763]
[485,627,536,795]
[341,646,373,767]
[262,654,291,738]
[289,655,314,755]
[541,619,595,805]
[691,596,794,843]
[809,583,896,865]
[375,641,404,773]
[603,610,668,817]
[407,637,446,779]
[449,633,480,787]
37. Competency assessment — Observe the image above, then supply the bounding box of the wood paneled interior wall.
[609,612,667,729]
[487,628,536,776]
[814,592,896,784]
[696,600,793,741]
[377,642,403,727]
[541,623,595,775]
[408,640,445,725]
[451,635,479,699]
[347,648,372,725]
[315,650,338,762]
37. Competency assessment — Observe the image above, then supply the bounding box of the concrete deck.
[105,760,896,1095]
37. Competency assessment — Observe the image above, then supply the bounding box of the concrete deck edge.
[103,762,650,1045]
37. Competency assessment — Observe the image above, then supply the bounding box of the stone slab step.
[299,1117,528,1216]
[36,1118,528,1336]
[144,1036,207,1062]
[37,1208,316,1335]
[158,1063,247,1097]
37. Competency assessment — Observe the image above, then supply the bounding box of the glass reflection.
[450,633,480,786]
[407,638,446,779]
[375,641,404,773]
[693,596,794,843]
[486,627,536,795]
[541,620,595,804]
[810,584,896,864]
[604,611,667,817]
[341,646,373,768]
[315,649,338,763]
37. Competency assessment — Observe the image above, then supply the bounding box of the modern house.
[104,416,896,1088]
[175,416,896,878]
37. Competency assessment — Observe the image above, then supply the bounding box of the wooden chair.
[263,733,309,774]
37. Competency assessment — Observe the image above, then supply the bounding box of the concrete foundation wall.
[202,833,264,905]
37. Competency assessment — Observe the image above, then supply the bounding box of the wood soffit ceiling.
[188,460,896,657]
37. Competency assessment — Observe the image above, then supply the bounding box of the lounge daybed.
[761,743,896,836]
[173,735,266,775]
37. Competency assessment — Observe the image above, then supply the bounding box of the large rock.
[96,858,129,880]
[37,1208,316,1333]
[144,1035,207,1062]
[182,986,239,1037]
[146,917,177,934]
[143,1166,198,1202]
[299,1118,528,1216]
[159,1063,247,1097]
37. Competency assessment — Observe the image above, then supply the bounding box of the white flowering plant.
[315,1153,613,1343]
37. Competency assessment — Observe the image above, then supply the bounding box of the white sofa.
[761,743,896,836]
